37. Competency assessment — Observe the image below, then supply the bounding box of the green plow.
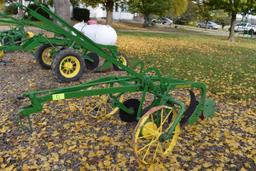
[0,15,34,62]
[6,0,216,165]
[0,1,127,81]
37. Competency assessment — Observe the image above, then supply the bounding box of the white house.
[19,0,135,21]
[81,4,134,21]
[237,14,256,25]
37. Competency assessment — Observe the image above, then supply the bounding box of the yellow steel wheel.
[59,56,81,79]
[41,47,53,66]
[84,84,124,119]
[133,106,181,165]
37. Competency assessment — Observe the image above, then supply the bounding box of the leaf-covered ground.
[118,31,256,100]
[0,30,255,170]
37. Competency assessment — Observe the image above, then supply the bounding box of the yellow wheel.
[0,43,4,60]
[84,84,124,119]
[113,53,128,71]
[59,56,81,78]
[133,106,181,165]
[52,49,85,82]
[41,47,53,66]
[35,44,54,69]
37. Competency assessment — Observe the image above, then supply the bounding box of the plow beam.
[18,76,141,117]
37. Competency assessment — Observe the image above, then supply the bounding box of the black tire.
[119,99,140,122]
[85,52,100,70]
[113,53,128,71]
[35,44,53,69]
[52,49,86,83]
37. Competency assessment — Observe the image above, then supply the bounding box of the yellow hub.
[118,55,127,66]
[133,106,181,165]
[59,56,81,79]
[64,62,73,70]
[141,122,159,139]
[41,47,53,66]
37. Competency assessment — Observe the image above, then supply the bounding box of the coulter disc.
[180,90,198,126]
[119,99,140,122]
[85,52,100,70]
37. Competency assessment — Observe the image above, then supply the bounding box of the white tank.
[73,22,117,46]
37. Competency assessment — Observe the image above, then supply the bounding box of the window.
[120,4,128,12]
[115,3,118,12]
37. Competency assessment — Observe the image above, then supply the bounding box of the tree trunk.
[0,0,4,11]
[228,12,237,42]
[18,0,24,16]
[105,0,114,25]
[54,0,71,23]
[143,14,150,27]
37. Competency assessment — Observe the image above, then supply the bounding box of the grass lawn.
[117,30,256,101]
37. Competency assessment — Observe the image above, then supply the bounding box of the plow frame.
[18,69,208,132]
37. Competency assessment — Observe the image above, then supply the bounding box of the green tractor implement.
[0,21,34,62]
[14,0,216,165]
[0,2,127,82]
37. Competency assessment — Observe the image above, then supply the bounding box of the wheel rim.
[0,50,4,60]
[133,106,181,165]
[118,55,127,66]
[59,56,81,78]
[84,84,124,119]
[41,47,53,66]
[0,43,4,60]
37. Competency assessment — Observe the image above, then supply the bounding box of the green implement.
[0,1,127,81]
[13,0,216,165]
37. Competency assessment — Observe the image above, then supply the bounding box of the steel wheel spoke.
[137,138,156,153]
[133,106,181,165]
[158,108,173,132]
[153,142,160,162]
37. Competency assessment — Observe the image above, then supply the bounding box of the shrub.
[4,4,18,15]
[73,7,90,22]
